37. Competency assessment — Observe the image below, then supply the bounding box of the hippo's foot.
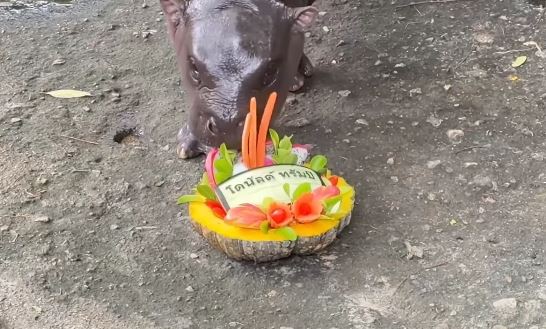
[289,54,314,92]
[290,73,305,92]
[299,53,314,78]
[176,126,208,159]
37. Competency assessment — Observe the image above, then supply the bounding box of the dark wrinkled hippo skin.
[160,0,318,159]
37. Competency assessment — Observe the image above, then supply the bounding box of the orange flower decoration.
[292,192,323,223]
[206,200,227,219]
[225,204,266,229]
[267,202,293,228]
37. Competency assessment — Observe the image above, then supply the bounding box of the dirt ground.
[1,0,546,328]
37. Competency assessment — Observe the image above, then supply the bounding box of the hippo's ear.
[160,0,189,41]
[291,6,319,31]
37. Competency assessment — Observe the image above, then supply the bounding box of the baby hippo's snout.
[176,108,247,159]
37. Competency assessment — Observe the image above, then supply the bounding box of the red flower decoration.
[224,204,266,229]
[292,192,323,224]
[206,200,227,219]
[328,176,339,186]
[267,202,293,228]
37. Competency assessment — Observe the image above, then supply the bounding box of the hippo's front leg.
[176,124,209,159]
[290,53,314,92]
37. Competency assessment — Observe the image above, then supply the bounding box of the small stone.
[447,129,464,144]
[10,117,22,124]
[142,31,151,39]
[52,58,66,65]
[0,225,9,232]
[322,26,330,33]
[427,193,436,201]
[356,118,369,126]
[492,326,507,329]
[189,253,199,259]
[426,115,443,128]
[409,88,422,97]
[37,177,48,185]
[33,215,50,223]
[154,180,165,187]
[464,162,478,168]
[404,241,424,260]
[82,106,91,112]
[336,40,346,47]
[492,298,517,317]
[342,139,351,144]
[427,160,442,169]
[185,286,195,292]
[474,31,494,44]
[387,157,395,165]
[338,90,351,97]
[443,84,452,91]
[531,153,544,161]
[394,63,406,68]
[141,2,148,8]
[390,176,399,183]
[110,224,119,230]
[473,175,492,188]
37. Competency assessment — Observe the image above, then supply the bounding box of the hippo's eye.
[262,62,279,87]
[206,118,217,134]
[188,57,201,84]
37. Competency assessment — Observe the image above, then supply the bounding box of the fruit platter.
[177,92,355,262]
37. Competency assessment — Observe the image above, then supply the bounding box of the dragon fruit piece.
[205,148,219,187]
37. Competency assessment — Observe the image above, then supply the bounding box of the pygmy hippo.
[160,0,318,159]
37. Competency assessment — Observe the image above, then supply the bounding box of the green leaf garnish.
[177,195,206,205]
[219,143,232,166]
[308,155,328,174]
[213,157,233,184]
[323,195,342,214]
[278,135,293,150]
[282,183,291,199]
[292,182,311,201]
[196,184,217,200]
[269,129,280,152]
[275,227,297,241]
[260,220,270,234]
[309,155,328,173]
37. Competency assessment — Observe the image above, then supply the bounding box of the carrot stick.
[249,97,258,168]
[241,113,252,168]
[256,92,277,167]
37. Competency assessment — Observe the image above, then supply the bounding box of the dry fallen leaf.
[511,56,527,68]
[45,89,92,98]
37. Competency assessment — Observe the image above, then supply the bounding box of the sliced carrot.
[241,113,252,168]
[249,97,258,168]
[256,92,278,167]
